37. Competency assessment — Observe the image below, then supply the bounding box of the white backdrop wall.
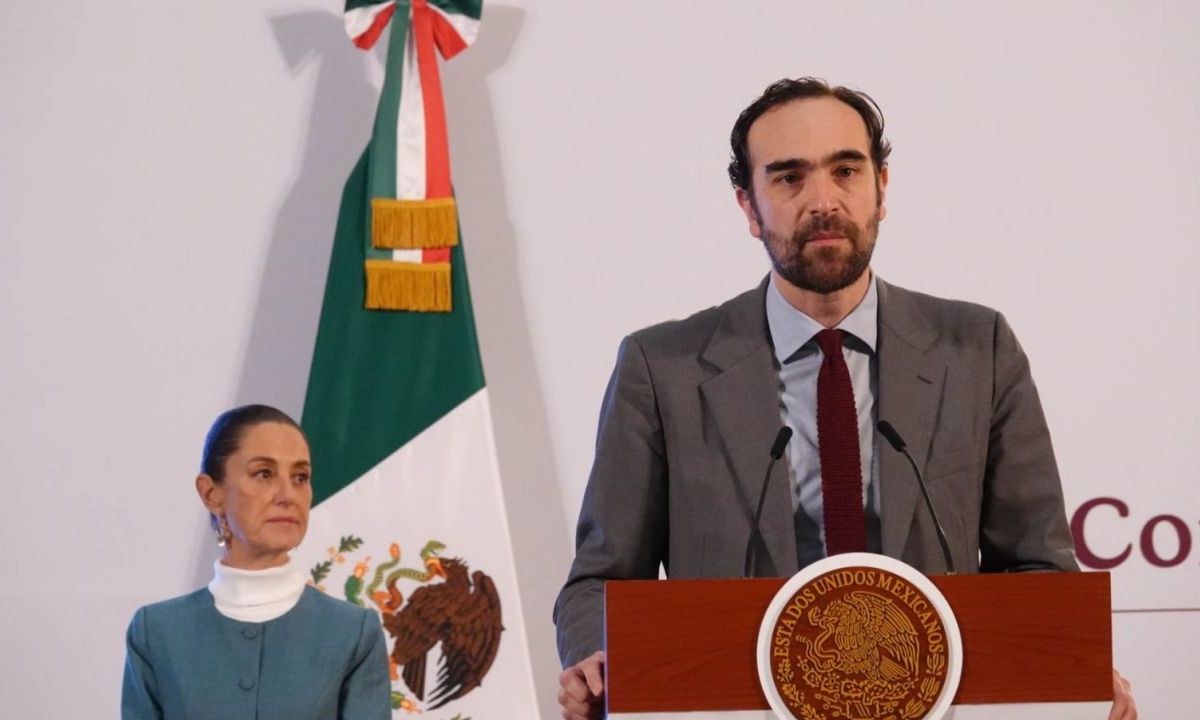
[2,1,1196,718]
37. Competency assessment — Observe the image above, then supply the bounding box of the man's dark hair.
[200,404,304,482]
[727,77,892,191]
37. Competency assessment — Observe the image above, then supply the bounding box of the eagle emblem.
[310,537,503,715]
[806,591,920,682]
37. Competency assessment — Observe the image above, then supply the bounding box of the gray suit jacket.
[553,277,1078,667]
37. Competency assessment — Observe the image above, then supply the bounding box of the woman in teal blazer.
[122,405,391,720]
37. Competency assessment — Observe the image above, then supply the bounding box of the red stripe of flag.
[412,0,453,199]
[422,248,451,263]
[352,3,397,50]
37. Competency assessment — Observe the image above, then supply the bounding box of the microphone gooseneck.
[877,420,957,574]
[744,426,793,578]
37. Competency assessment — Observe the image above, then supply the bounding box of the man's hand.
[558,651,606,720]
[1108,669,1136,719]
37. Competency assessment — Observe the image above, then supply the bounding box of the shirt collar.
[766,272,879,364]
[208,558,306,622]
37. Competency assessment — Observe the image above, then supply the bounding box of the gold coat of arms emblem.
[758,554,962,720]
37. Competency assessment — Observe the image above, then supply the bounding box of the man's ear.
[196,474,224,517]
[877,165,889,222]
[736,187,763,239]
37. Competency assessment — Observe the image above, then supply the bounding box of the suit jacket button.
[242,627,259,640]
[239,676,256,690]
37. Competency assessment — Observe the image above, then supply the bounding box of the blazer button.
[242,627,259,640]
[239,676,256,691]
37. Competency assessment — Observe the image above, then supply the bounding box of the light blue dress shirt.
[765,274,883,568]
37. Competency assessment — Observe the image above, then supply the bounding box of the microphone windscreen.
[877,420,906,452]
[769,426,793,459]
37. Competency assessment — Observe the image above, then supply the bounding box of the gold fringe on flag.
[364,259,452,312]
[371,197,459,249]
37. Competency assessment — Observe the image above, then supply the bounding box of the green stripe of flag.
[430,0,483,20]
[366,6,409,201]
[302,148,484,506]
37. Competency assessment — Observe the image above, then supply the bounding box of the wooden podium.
[605,572,1113,718]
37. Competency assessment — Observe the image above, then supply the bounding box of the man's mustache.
[794,215,861,246]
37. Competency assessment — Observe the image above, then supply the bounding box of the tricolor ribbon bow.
[345,0,482,312]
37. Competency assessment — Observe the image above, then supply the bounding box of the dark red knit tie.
[815,329,867,554]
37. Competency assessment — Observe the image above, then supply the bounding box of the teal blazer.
[122,586,391,720]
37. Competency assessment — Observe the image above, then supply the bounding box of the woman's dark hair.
[727,77,892,191]
[200,404,304,482]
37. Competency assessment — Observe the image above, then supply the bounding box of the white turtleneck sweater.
[207,558,308,623]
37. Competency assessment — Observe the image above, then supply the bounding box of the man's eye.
[835,166,858,178]
[777,173,800,185]
[295,474,311,484]
[254,468,272,480]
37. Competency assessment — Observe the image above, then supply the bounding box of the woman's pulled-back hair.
[200,404,304,483]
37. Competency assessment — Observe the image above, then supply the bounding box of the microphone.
[744,426,793,578]
[877,420,957,574]
[769,426,793,459]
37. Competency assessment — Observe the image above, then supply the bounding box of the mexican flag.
[293,1,538,716]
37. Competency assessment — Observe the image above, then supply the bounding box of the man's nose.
[805,175,839,215]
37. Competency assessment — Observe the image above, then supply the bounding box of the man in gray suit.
[554,78,1135,720]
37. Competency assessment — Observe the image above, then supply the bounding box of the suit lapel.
[699,280,798,576]
[875,280,947,558]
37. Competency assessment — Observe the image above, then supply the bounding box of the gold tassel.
[371,198,459,249]
[364,259,452,312]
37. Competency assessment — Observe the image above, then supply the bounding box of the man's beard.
[759,211,879,294]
